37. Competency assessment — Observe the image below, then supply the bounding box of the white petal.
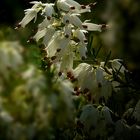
[20,10,37,27]
[101,80,112,101]
[82,23,102,32]
[60,52,73,72]
[64,25,72,37]
[73,29,86,43]
[43,27,55,46]
[57,0,70,11]
[96,67,104,83]
[111,59,125,73]
[102,106,113,124]
[79,5,91,13]
[70,14,83,28]
[30,1,42,5]
[38,17,51,30]
[43,3,55,18]
[33,28,47,42]
[46,33,70,57]
[62,13,71,24]
[80,70,96,91]
[78,42,87,58]
[45,32,61,57]
[65,0,81,9]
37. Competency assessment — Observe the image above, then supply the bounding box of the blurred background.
[0,0,140,82]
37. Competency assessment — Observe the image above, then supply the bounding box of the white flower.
[38,17,52,30]
[60,52,74,73]
[57,0,91,13]
[74,63,92,82]
[19,9,38,27]
[45,32,70,58]
[70,14,83,28]
[57,0,71,12]
[42,3,54,19]
[43,27,55,46]
[33,28,47,42]
[73,29,87,43]
[30,1,42,6]
[78,42,87,59]
[82,22,102,32]
[62,13,71,24]
[64,25,72,37]
[95,67,112,102]
[63,0,81,9]
[80,104,99,131]
[74,63,96,91]
[80,69,96,92]
[19,1,42,27]
[79,5,91,13]
[101,106,114,124]
[57,0,80,12]
[111,59,125,74]
[34,26,55,44]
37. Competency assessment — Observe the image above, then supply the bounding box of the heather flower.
[45,32,70,58]
[111,59,126,74]
[57,0,91,13]
[38,17,52,30]
[42,3,55,20]
[82,22,103,32]
[19,1,43,27]
[19,0,104,75]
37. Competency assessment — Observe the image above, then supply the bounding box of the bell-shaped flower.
[60,52,74,73]
[38,17,52,30]
[33,26,55,44]
[78,5,91,13]
[73,63,96,91]
[57,0,80,12]
[19,2,42,27]
[57,0,91,13]
[111,59,126,74]
[74,63,92,82]
[80,69,96,92]
[95,67,112,102]
[45,32,70,58]
[43,27,55,46]
[73,29,87,43]
[78,42,87,59]
[19,9,38,27]
[57,0,71,12]
[42,3,55,20]
[64,25,72,38]
[62,13,71,25]
[82,22,102,32]
[63,0,81,9]
[33,28,47,42]
[101,106,114,124]
[70,14,83,28]
[80,104,99,131]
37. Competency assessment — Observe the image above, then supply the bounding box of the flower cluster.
[19,0,106,74]
[72,63,112,102]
